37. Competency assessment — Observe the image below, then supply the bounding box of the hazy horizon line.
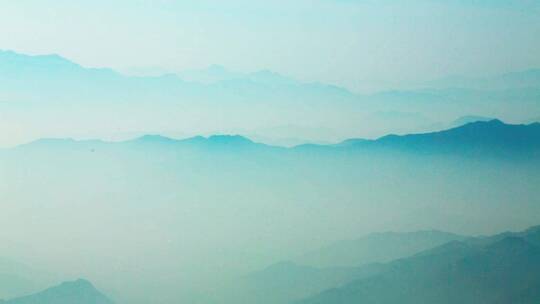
[4,118,533,150]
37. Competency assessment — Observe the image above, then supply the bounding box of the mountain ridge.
[298,225,540,304]
[0,279,113,304]
[295,230,466,268]
[0,49,354,97]
[6,120,540,157]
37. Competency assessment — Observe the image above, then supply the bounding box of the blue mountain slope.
[299,226,540,304]
[226,261,384,304]
[225,230,465,304]
[327,120,540,157]
[296,230,465,267]
[450,115,494,128]
[0,50,356,104]
[1,279,113,304]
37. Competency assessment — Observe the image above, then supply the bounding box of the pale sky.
[1,0,540,92]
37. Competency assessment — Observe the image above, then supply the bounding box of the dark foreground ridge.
[298,225,540,304]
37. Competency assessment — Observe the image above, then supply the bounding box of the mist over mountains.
[2,0,540,302]
[295,230,466,268]
[1,49,539,304]
[1,50,539,147]
[1,120,539,303]
[299,225,540,304]
[221,230,465,304]
[12,119,540,156]
[0,279,113,304]
[3,225,540,304]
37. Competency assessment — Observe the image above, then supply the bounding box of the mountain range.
[0,49,355,104]
[2,120,540,304]
[295,230,465,268]
[298,225,540,304]
[232,225,540,304]
[0,279,112,304]
[0,257,59,300]
[2,226,540,304]
[8,120,540,158]
[1,50,540,147]
[331,119,540,157]
[219,230,465,304]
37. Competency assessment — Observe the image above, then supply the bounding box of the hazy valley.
[1,120,540,303]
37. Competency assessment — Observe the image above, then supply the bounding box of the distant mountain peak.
[336,119,540,156]
[449,118,506,131]
[3,279,113,304]
[53,278,98,293]
[0,49,79,68]
[451,115,494,128]
[299,224,540,304]
[469,118,503,125]
[20,138,105,150]
[31,138,77,144]
[125,134,259,149]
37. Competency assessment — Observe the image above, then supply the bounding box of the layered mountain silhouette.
[14,134,274,156]
[326,120,540,157]
[2,121,540,304]
[10,120,540,158]
[294,120,540,158]
[224,226,540,304]
[2,49,539,148]
[0,279,113,304]
[0,50,355,104]
[449,115,494,128]
[298,225,540,304]
[216,230,466,304]
[225,261,385,304]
